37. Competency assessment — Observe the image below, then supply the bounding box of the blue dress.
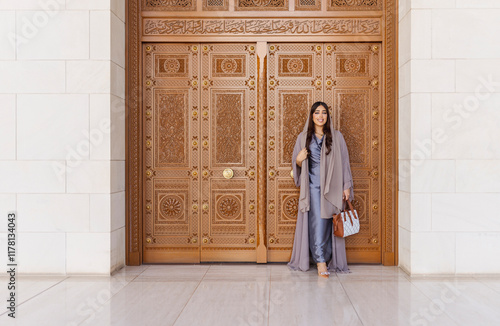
[308,134,333,263]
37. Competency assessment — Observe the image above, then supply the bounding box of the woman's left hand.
[343,189,350,201]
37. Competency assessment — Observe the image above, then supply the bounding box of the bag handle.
[343,199,355,212]
[342,199,357,225]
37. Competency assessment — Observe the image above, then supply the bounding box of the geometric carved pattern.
[155,55,189,78]
[155,90,189,167]
[143,43,200,262]
[203,0,228,11]
[267,43,324,257]
[336,54,369,77]
[158,195,184,220]
[282,195,299,221]
[143,18,381,36]
[211,54,246,78]
[236,0,288,11]
[216,194,243,221]
[143,0,196,11]
[201,43,258,257]
[267,42,383,263]
[275,182,301,241]
[336,91,368,165]
[328,0,381,11]
[152,179,190,236]
[278,55,313,77]
[295,0,321,11]
[280,91,311,165]
[326,43,382,261]
[212,91,245,165]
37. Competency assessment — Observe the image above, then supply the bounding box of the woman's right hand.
[296,148,308,167]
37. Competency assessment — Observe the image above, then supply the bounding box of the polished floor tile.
[0,275,67,315]
[269,277,362,326]
[80,281,199,326]
[340,278,459,326]
[134,264,209,282]
[174,280,270,326]
[1,264,500,326]
[410,278,500,325]
[0,276,130,325]
[203,263,271,282]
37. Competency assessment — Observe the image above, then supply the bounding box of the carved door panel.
[199,43,259,261]
[267,43,383,263]
[266,43,324,261]
[142,42,382,264]
[143,43,201,263]
[325,43,383,263]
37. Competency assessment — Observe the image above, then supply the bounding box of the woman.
[287,101,354,278]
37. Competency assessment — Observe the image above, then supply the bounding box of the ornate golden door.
[266,43,324,261]
[127,0,398,267]
[142,43,258,263]
[267,43,383,263]
[199,43,258,261]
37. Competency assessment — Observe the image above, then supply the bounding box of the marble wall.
[399,0,500,274]
[0,0,126,274]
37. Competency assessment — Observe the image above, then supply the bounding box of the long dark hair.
[305,101,333,155]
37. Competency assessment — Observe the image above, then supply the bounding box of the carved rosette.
[282,195,299,220]
[159,195,183,220]
[217,195,242,220]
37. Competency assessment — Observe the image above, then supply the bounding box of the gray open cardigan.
[287,118,354,273]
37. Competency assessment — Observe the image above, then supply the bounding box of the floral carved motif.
[164,59,180,73]
[282,93,308,164]
[287,58,304,73]
[159,195,183,220]
[236,0,287,10]
[212,55,246,77]
[329,0,381,11]
[203,0,228,11]
[144,18,381,36]
[278,55,312,77]
[157,92,188,165]
[338,93,366,165]
[221,58,238,73]
[217,196,242,220]
[336,54,369,77]
[143,0,196,10]
[295,0,320,11]
[283,196,299,220]
[155,55,188,78]
[215,93,243,164]
[344,59,361,73]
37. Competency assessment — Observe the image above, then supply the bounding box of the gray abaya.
[287,124,354,273]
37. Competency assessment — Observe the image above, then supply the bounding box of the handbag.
[333,199,360,238]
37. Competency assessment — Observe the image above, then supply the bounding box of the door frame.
[125,0,399,266]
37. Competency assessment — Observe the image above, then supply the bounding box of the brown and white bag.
[333,199,360,238]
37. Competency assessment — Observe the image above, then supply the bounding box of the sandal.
[317,262,330,279]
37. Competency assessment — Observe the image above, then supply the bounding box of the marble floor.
[1,264,500,326]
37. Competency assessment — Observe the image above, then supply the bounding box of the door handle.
[223,168,234,179]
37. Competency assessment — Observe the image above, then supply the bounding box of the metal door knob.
[223,168,234,179]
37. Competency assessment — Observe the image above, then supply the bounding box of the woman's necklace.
[315,132,324,137]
